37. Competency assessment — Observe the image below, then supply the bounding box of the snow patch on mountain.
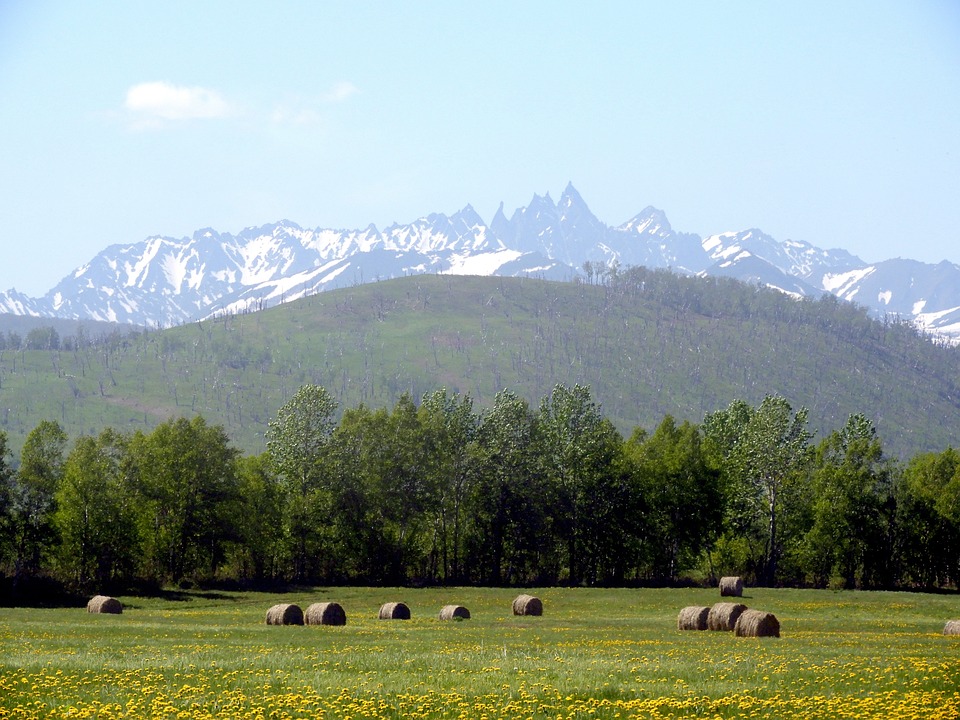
[914,305,960,343]
[161,248,191,292]
[442,249,524,275]
[126,238,164,286]
[823,267,875,295]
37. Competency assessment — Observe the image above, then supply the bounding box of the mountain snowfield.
[3,182,960,341]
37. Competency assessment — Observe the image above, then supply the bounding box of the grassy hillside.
[0,271,958,459]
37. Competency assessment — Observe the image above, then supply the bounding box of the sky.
[1,1,958,296]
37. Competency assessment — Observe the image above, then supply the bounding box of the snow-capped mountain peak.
[2,186,958,342]
[620,206,671,236]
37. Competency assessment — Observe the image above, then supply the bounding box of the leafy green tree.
[466,390,547,585]
[624,416,721,582]
[805,414,897,588]
[0,431,13,573]
[53,430,139,591]
[417,389,478,583]
[265,384,338,581]
[538,383,625,585]
[225,453,285,583]
[325,396,435,583]
[266,384,338,493]
[897,448,960,588]
[9,420,68,586]
[25,326,60,351]
[364,395,432,583]
[129,416,239,583]
[325,404,383,581]
[703,396,812,585]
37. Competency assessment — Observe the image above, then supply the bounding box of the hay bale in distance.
[707,602,747,631]
[265,603,304,625]
[677,606,710,631]
[512,594,543,616]
[719,576,744,597]
[439,604,471,621]
[734,609,780,638]
[944,620,960,636]
[87,595,122,614]
[378,602,411,620]
[305,602,346,626]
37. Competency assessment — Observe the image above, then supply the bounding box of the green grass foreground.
[1,587,958,719]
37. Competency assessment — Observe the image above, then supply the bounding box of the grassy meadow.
[1,586,958,719]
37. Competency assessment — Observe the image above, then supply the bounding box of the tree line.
[1,383,959,599]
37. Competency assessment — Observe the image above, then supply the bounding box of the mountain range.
[4,182,960,340]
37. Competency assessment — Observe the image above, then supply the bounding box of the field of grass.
[1,586,958,719]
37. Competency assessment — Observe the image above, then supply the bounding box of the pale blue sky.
[1,1,958,296]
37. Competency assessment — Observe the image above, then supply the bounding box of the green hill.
[1,269,958,459]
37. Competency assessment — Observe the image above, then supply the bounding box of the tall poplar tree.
[10,420,67,586]
[704,396,812,585]
[538,383,625,585]
[0,431,13,574]
[265,384,338,581]
[54,430,139,590]
[130,417,239,583]
[806,414,896,588]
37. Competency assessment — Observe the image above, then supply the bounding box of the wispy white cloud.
[121,80,356,131]
[323,81,359,103]
[270,106,323,126]
[269,82,359,128]
[124,81,232,124]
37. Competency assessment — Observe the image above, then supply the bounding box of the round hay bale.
[512,594,543,616]
[378,602,411,620]
[944,620,960,636]
[265,603,304,625]
[707,602,747,631]
[677,605,710,631]
[734,609,780,638]
[719,576,744,597]
[87,595,122,614]
[439,604,470,621]
[305,602,346,626]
